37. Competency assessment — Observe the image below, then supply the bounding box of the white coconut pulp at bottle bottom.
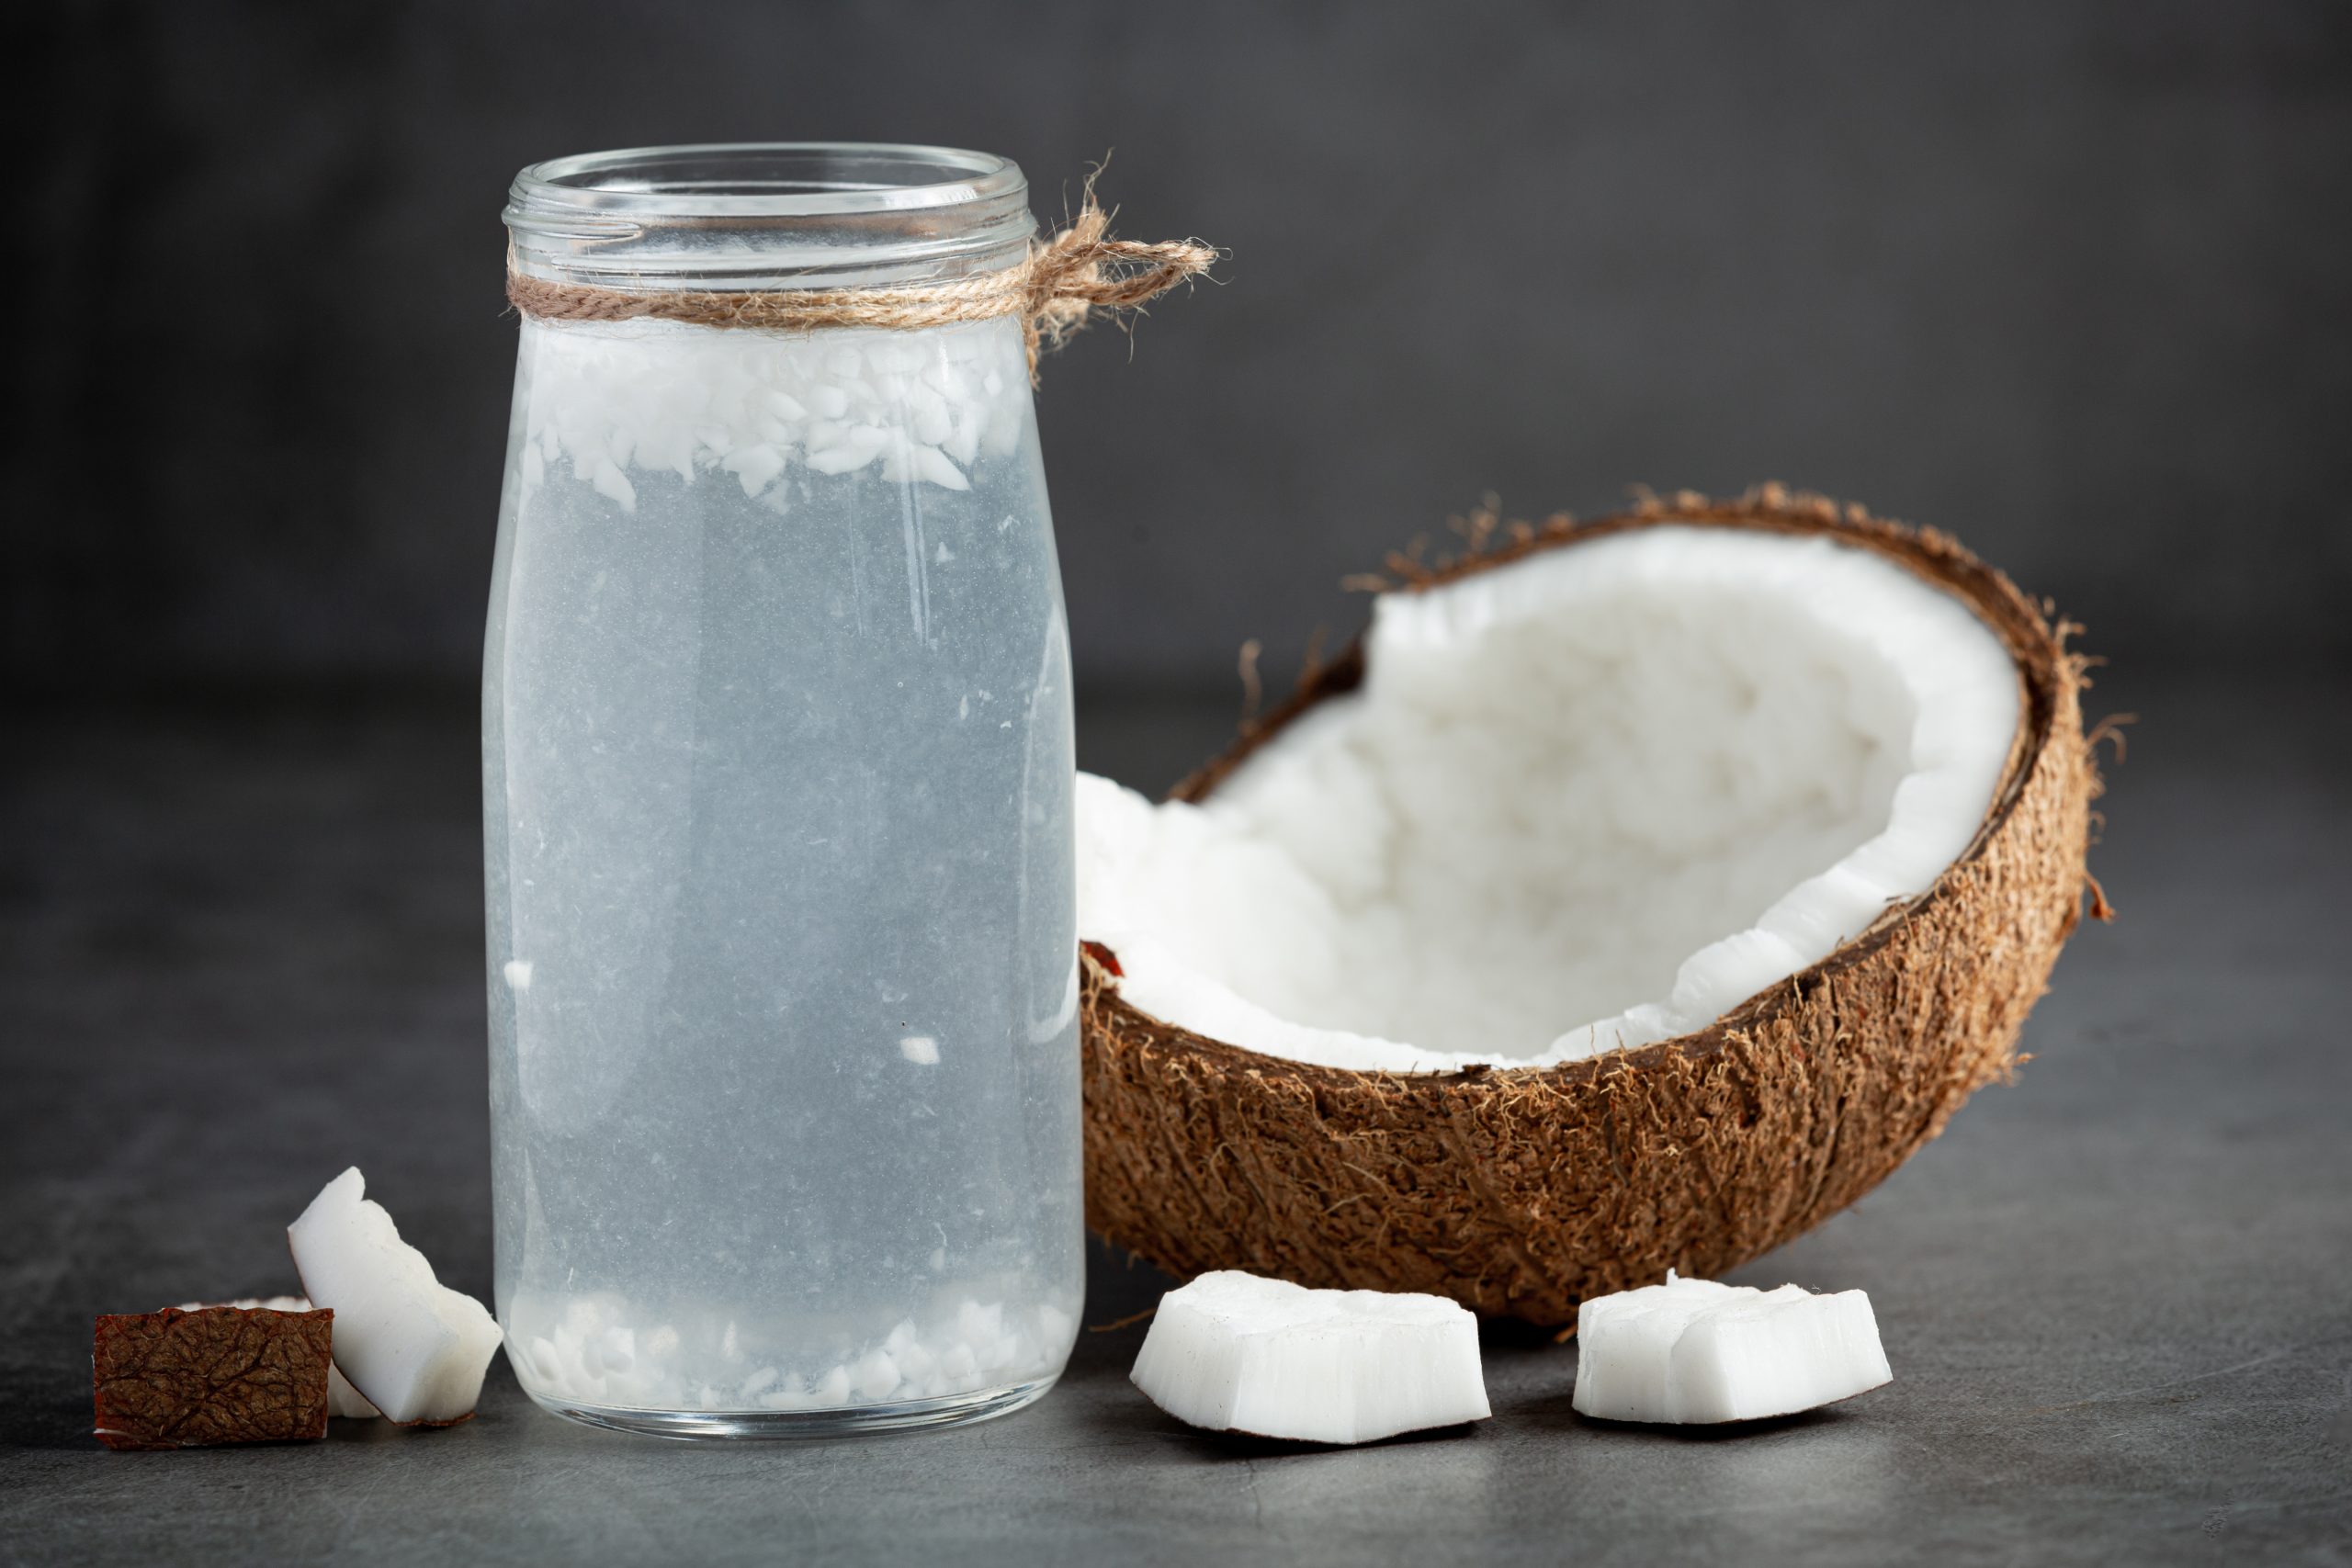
[483,313,1082,1435]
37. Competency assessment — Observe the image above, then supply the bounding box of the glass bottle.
[485,144,1080,1438]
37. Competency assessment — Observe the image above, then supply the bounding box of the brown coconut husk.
[1080,487,2105,1326]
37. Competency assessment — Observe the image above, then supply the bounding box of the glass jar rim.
[505,142,1036,293]
[509,142,1026,223]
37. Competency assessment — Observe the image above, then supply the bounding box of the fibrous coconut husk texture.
[1081,487,2106,1326]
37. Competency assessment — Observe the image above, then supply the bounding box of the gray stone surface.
[3,669,2348,1565]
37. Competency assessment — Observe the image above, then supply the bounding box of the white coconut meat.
[287,1168,504,1425]
[1078,526,2021,1071]
[1129,1270,1490,1443]
[176,1297,382,1418]
[1571,1271,1891,1423]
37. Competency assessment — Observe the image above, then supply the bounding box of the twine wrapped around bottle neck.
[505,195,1216,382]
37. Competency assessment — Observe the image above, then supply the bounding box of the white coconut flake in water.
[1077,527,2021,1072]
[505,1292,1075,1414]
[514,316,1032,514]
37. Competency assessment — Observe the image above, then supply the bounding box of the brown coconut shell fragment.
[1080,488,2106,1327]
[94,1307,334,1450]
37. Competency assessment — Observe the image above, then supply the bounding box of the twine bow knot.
[506,188,1216,382]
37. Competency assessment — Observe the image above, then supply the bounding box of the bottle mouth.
[505,143,1036,292]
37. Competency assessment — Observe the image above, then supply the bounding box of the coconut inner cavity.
[1077,526,2021,1073]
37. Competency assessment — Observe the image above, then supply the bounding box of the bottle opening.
[506,142,1035,292]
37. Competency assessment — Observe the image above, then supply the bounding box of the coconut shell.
[1080,488,2104,1326]
[93,1307,334,1450]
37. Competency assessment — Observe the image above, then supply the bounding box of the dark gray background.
[18,0,2352,698]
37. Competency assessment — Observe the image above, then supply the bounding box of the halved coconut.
[1080,490,2102,1325]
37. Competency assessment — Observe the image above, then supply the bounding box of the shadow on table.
[1514,1388,1867,1441]
[6,1393,101,1453]
[1089,1390,1492,1461]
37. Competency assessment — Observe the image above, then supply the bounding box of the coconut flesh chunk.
[1077,525,2022,1073]
[287,1168,503,1425]
[1129,1270,1490,1444]
[1571,1271,1891,1424]
[176,1297,381,1418]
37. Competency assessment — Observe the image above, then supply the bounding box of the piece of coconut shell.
[1080,487,2106,1327]
[93,1307,334,1450]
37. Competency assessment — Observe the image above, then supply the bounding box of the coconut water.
[483,314,1081,1431]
